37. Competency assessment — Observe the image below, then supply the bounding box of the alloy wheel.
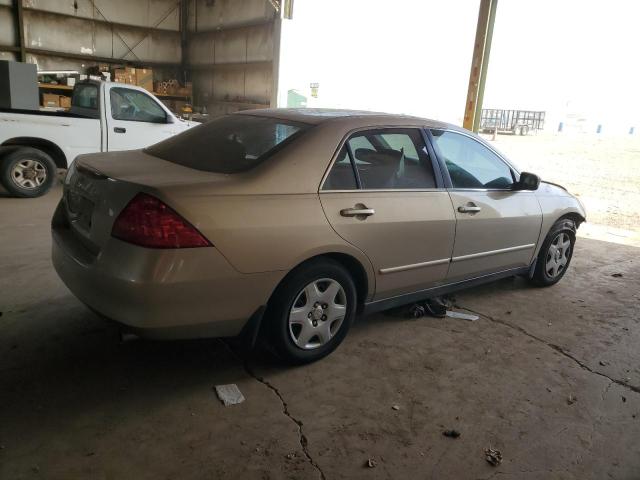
[288,278,347,350]
[545,232,571,278]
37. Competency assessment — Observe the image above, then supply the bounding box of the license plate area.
[66,190,95,232]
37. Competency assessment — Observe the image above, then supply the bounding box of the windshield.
[145,115,309,174]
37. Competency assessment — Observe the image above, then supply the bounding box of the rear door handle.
[458,204,481,213]
[113,127,126,133]
[340,207,375,217]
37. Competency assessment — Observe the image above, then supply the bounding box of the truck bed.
[0,107,94,119]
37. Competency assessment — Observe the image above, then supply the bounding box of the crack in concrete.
[243,361,327,480]
[459,306,640,396]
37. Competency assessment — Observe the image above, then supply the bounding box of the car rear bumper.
[51,201,282,339]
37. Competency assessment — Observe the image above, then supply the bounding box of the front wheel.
[530,218,576,287]
[0,147,57,198]
[266,259,357,364]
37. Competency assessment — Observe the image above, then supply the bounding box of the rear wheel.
[520,125,529,136]
[0,147,57,198]
[266,259,357,364]
[530,218,576,286]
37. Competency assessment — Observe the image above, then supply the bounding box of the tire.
[530,218,577,287]
[520,125,529,136]
[266,258,357,364]
[0,147,57,198]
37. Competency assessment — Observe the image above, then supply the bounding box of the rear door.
[105,84,177,151]
[320,128,456,300]
[429,129,542,282]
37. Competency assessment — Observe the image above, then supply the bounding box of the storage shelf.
[38,83,73,91]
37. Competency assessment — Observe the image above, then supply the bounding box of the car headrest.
[355,148,403,168]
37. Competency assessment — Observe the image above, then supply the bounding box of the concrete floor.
[1,185,639,480]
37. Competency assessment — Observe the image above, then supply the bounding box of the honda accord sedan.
[52,109,585,363]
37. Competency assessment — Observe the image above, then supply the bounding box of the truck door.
[105,85,178,151]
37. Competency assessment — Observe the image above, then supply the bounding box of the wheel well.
[559,212,585,229]
[1,137,67,169]
[322,253,369,309]
[269,253,370,311]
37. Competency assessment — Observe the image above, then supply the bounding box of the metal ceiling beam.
[189,60,272,72]
[18,5,179,34]
[0,44,21,53]
[190,18,274,37]
[24,47,182,69]
[463,0,498,132]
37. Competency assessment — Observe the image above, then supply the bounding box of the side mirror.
[514,171,540,191]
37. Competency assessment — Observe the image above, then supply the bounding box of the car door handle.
[340,207,375,217]
[458,204,481,213]
[113,127,126,133]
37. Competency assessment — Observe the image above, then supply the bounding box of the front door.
[105,85,177,151]
[429,129,542,282]
[320,128,456,300]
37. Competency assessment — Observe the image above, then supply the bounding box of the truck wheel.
[520,125,529,136]
[0,147,57,198]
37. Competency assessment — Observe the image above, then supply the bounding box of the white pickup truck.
[0,80,195,197]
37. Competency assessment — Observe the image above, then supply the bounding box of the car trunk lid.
[62,149,229,257]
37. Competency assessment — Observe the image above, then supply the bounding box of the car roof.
[236,108,457,130]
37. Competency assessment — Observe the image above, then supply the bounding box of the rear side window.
[146,115,308,173]
[323,128,436,190]
[323,146,357,190]
[71,84,98,110]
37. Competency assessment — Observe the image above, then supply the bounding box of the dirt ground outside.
[481,133,640,235]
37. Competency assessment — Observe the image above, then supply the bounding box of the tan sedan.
[52,109,586,363]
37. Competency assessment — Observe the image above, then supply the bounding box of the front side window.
[323,128,436,190]
[430,130,514,189]
[146,115,308,173]
[110,87,166,123]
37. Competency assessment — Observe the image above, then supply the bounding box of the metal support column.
[179,0,190,85]
[13,0,26,62]
[463,0,498,132]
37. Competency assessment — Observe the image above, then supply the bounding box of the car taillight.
[111,193,211,248]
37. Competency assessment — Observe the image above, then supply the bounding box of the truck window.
[145,115,309,173]
[110,87,167,123]
[72,84,98,110]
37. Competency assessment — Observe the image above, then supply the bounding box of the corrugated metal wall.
[187,0,278,115]
[0,0,182,73]
[0,0,280,114]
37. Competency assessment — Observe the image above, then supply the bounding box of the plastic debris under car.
[214,384,245,406]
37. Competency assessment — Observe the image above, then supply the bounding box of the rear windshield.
[145,115,309,174]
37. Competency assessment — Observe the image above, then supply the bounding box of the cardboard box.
[59,96,71,109]
[42,93,60,108]
[113,68,135,84]
[136,68,153,92]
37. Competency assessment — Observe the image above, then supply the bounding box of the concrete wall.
[187,0,278,116]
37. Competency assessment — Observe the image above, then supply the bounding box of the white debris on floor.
[445,310,480,321]
[215,384,245,406]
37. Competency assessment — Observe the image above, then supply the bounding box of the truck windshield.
[145,115,309,174]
